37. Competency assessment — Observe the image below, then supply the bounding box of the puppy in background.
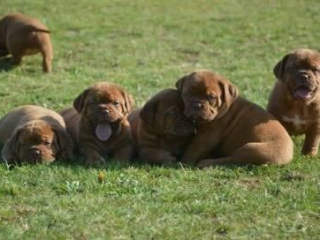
[0,13,53,72]
[0,105,74,164]
[268,49,320,156]
[60,82,134,166]
[176,70,293,167]
[129,89,195,165]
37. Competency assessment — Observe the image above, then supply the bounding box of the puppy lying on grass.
[60,82,134,166]
[176,70,293,167]
[0,13,53,72]
[268,49,320,156]
[0,105,74,164]
[129,89,195,165]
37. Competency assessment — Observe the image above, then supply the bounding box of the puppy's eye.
[44,141,51,146]
[207,95,216,101]
[114,101,120,106]
[313,67,320,73]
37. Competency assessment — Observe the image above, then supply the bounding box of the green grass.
[1,0,320,239]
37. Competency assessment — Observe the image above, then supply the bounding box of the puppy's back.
[0,105,65,143]
[59,107,80,141]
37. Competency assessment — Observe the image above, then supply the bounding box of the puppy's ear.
[140,98,158,126]
[1,128,22,164]
[217,81,239,118]
[73,89,90,113]
[175,75,188,92]
[53,127,74,160]
[122,90,134,114]
[274,54,290,80]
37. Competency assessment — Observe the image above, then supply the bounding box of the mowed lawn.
[0,0,320,239]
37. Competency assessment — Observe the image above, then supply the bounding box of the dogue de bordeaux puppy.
[268,49,320,156]
[0,105,74,164]
[60,82,134,166]
[128,89,195,165]
[0,13,53,72]
[175,70,293,167]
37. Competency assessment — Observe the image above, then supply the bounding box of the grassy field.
[1,0,320,239]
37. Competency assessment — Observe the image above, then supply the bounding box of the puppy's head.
[274,49,320,102]
[1,120,73,164]
[73,82,134,141]
[140,89,195,136]
[176,70,238,123]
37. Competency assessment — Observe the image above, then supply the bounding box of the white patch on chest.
[282,115,307,128]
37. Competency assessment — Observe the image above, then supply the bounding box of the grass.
[0,0,320,239]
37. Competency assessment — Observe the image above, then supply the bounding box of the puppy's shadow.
[0,56,16,72]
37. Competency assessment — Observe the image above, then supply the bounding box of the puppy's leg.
[40,40,53,73]
[140,147,176,165]
[114,144,133,163]
[80,145,106,167]
[302,125,320,156]
[181,132,220,166]
[0,48,8,57]
[197,141,293,168]
[10,54,23,65]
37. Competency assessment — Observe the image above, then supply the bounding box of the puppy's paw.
[302,147,318,157]
[196,159,215,169]
[163,155,177,165]
[85,156,106,167]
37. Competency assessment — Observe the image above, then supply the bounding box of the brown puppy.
[0,13,53,72]
[60,82,134,166]
[0,105,74,164]
[267,49,320,156]
[128,89,195,165]
[175,70,293,167]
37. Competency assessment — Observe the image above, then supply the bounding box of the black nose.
[30,147,40,156]
[99,107,110,115]
[193,102,204,110]
[300,74,309,82]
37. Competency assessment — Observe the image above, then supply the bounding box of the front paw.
[302,147,318,157]
[196,159,215,169]
[85,155,106,167]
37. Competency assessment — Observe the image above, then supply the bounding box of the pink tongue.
[95,123,112,141]
[295,89,311,99]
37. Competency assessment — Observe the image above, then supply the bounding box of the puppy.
[267,49,320,156]
[175,70,293,167]
[60,82,134,166]
[0,13,53,72]
[0,105,74,164]
[128,89,195,165]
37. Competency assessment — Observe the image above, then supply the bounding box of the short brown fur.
[0,105,74,164]
[267,48,320,156]
[128,89,195,164]
[176,70,293,167]
[0,13,53,72]
[60,82,134,166]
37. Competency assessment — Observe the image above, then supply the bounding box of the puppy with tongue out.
[268,48,320,156]
[60,82,134,166]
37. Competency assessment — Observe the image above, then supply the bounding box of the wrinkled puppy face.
[140,89,195,137]
[274,49,320,101]
[14,122,57,164]
[74,82,134,141]
[176,71,238,123]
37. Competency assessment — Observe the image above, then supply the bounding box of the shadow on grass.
[0,56,17,72]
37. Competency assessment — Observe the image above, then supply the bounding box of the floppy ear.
[73,89,90,113]
[217,81,239,119]
[1,128,22,164]
[122,90,134,114]
[140,98,158,126]
[175,75,188,92]
[273,54,290,80]
[53,128,74,160]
